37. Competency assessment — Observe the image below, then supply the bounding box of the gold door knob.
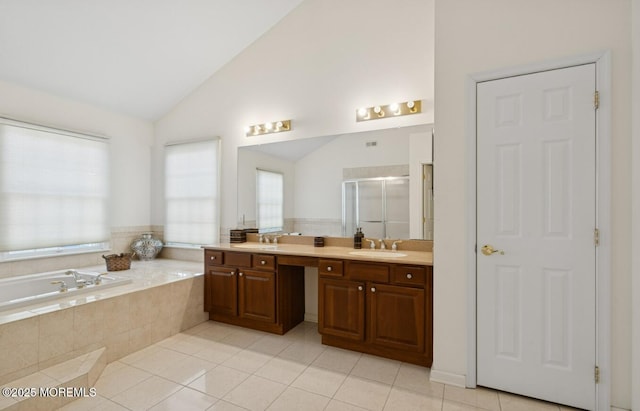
[481,244,504,256]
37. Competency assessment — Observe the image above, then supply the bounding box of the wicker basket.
[102,253,132,271]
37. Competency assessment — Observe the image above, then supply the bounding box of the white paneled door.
[476,64,597,410]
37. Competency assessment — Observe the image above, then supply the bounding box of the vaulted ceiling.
[0,0,305,120]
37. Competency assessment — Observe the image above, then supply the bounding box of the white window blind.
[164,139,220,246]
[0,119,109,257]
[256,169,283,232]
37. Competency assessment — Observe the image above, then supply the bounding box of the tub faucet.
[65,270,79,281]
[51,280,68,292]
[94,273,107,285]
[66,269,87,288]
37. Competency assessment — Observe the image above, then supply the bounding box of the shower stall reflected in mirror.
[342,176,410,240]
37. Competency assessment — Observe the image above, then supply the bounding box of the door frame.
[465,51,612,410]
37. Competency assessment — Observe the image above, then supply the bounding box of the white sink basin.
[231,243,278,250]
[348,250,407,258]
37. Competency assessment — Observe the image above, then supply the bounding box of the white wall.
[294,126,426,222]
[0,80,153,228]
[152,0,435,235]
[434,0,632,408]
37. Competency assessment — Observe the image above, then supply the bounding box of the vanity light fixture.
[245,120,291,137]
[356,100,422,122]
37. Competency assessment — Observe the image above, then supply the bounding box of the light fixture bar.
[356,100,422,122]
[245,120,292,137]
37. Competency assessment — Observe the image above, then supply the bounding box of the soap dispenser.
[353,227,364,249]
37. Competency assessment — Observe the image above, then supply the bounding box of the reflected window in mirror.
[257,169,284,233]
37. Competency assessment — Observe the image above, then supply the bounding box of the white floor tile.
[333,375,392,411]
[223,375,286,411]
[110,375,182,410]
[188,365,251,399]
[383,387,442,411]
[290,365,347,397]
[78,321,579,411]
[93,362,153,398]
[254,356,308,385]
[350,354,401,385]
[266,386,330,411]
[148,386,217,411]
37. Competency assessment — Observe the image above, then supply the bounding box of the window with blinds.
[164,139,220,246]
[0,119,110,260]
[256,169,283,233]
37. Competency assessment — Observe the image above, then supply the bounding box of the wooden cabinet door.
[318,278,365,341]
[207,268,238,316]
[238,269,276,323]
[369,283,425,352]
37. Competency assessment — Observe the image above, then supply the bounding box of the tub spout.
[65,270,79,281]
[51,280,68,292]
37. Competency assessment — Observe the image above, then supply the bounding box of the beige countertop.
[203,241,433,266]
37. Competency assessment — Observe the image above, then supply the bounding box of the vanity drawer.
[225,251,252,267]
[392,265,426,287]
[205,250,224,266]
[319,259,344,277]
[253,254,276,270]
[347,262,389,283]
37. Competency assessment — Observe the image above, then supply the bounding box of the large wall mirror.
[237,124,433,240]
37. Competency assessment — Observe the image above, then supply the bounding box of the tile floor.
[59,321,579,411]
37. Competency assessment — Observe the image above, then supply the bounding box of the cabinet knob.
[371,287,376,293]
[358,285,363,291]
[406,273,413,279]
[230,271,235,275]
[239,272,244,276]
[327,266,332,272]
[261,260,266,265]
[210,256,216,260]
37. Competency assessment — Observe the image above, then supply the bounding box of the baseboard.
[430,369,466,387]
[610,406,630,411]
[304,313,318,323]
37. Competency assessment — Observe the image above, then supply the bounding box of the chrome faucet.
[379,239,386,250]
[51,280,68,292]
[364,238,376,249]
[391,240,403,251]
[94,272,106,285]
[65,270,86,288]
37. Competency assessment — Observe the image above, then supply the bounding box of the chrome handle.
[230,271,235,275]
[358,286,363,291]
[481,244,505,256]
[261,260,266,265]
[327,266,332,272]
[406,273,413,279]
[51,280,63,285]
[239,272,243,276]
[371,287,376,293]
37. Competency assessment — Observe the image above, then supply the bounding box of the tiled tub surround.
[0,259,208,388]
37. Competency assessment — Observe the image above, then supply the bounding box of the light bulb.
[276,121,283,129]
[390,103,400,114]
[357,108,368,117]
[265,122,273,131]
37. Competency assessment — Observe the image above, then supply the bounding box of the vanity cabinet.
[319,260,432,367]
[203,246,432,367]
[204,250,303,334]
